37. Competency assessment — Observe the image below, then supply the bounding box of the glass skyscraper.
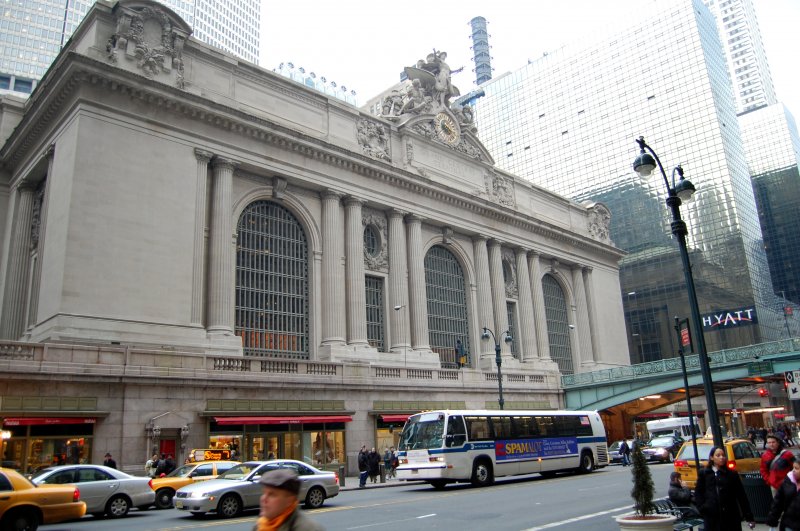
[474,0,783,363]
[0,0,260,96]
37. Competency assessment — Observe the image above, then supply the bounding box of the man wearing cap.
[103,453,117,469]
[254,469,323,531]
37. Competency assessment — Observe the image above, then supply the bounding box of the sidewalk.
[339,475,422,491]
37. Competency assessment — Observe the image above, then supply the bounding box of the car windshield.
[649,436,676,448]
[29,468,56,481]
[168,464,194,477]
[217,463,259,480]
[677,442,715,462]
[398,413,445,451]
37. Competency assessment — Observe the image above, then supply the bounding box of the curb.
[339,478,425,491]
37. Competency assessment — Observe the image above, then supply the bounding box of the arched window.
[542,274,573,374]
[235,201,309,359]
[424,245,471,367]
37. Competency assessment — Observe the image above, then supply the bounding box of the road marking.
[520,504,632,530]
[346,513,438,529]
[417,513,436,518]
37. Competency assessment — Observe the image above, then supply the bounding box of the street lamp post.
[633,136,723,448]
[674,317,701,470]
[481,327,512,410]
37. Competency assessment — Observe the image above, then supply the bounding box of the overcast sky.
[259,0,800,119]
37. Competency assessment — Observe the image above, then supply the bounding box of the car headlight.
[657,448,667,455]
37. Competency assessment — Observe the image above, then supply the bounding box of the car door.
[0,473,14,514]
[75,467,118,512]
[279,462,316,499]
[243,463,280,508]
[190,464,214,482]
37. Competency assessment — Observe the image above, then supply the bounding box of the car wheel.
[217,494,242,518]
[106,495,131,518]
[2,508,40,531]
[305,486,326,509]
[155,488,175,509]
[470,459,494,487]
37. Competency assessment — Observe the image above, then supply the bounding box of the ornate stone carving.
[587,203,612,243]
[502,249,518,298]
[356,119,391,161]
[442,226,454,245]
[30,184,45,250]
[485,170,515,207]
[362,209,388,272]
[106,1,190,89]
[272,177,288,199]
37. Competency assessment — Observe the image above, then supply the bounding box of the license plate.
[175,501,184,509]
[411,470,418,474]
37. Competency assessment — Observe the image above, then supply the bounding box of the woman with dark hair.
[694,446,756,531]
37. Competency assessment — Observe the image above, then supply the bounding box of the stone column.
[405,214,429,351]
[206,157,237,337]
[488,239,512,359]
[388,210,409,352]
[583,266,599,363]
[514,247,537,362]
[0,184,35,339]
[571,264,593,364]
[472,235,494,362]
[528,251,551,360]
[321,190,346,346]
[344,196,368,347]
[191,149,213,327]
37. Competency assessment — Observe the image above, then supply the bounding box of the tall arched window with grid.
[235,201,309,359]
[424,245,471,368]
[542,274,573,374]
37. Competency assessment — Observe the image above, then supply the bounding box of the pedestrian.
[145,453,158,477]
[694,446,755,531]
[383,447,392,480]
[156,453,167,476]
[390,448,398,478]
[668,471,699,518]
[252,468,323,531]
[619,439,631,467]
[103,452,117,469]
[367,447,380,483]
[164,454,176,475]
[760,427,769,449]
[766,459,800,531]
[357,445,368,488]
[747,427,756,445]
[761,434,796,496]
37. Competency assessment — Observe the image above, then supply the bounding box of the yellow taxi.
[673,437,762,488]
[0,467,86,529]
[151,460,238,509]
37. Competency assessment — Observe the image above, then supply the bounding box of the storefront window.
[2,439,26,471]
[2,423,93,473]
[309,431,344,468]
[208,435,242,459]
[27,437,90,473]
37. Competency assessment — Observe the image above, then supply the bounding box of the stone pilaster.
[191,149,213,327]
[344,196,368,347]
[571,264,593,365]
[488,239,512,360]
[405,214,429,351]
[388,210,409,353]
[0,184,35,339]
[472,235,494,365]
[206,157,237,339]
[583,266,599,364]
[528,251,551,360]
[514,247,537,362]
[320,190,346,347]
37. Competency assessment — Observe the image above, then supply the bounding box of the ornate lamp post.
[481,327,512,410]
[633,136,723,448]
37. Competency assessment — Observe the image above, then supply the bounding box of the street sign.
[787,371,800,401]
[747,361,773,376]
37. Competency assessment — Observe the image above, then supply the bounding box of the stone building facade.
[0,0,627,474]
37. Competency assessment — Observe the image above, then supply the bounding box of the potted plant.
[615,442,677,530]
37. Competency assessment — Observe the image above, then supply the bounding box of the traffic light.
[758,388,769,397]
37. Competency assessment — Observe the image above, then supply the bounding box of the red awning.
[214,415,352,425]
[380,414,411,423]
[3,417,96,426]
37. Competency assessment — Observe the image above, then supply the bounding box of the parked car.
[0,467,86,530]
[151,460,239,509]
[643,435,684,463]
[30,464,155,518]
[673,437,761,487]
[174,459,339,518]
[608,440,634,464]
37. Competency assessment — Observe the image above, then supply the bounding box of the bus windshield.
[399,413,445,450]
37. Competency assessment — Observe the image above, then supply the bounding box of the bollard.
[379,462,385,483]
[338,465,345,487]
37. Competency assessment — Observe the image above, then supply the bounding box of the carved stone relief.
[587,203,612,244]
[356,119,391,161]
[362,209,388,272]
[485,170,515,208]
[502,249,518,299]
[30,184,45,250]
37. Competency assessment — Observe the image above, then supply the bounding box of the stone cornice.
[0,53,624,261]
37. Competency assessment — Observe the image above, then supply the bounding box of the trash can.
[338,465,345,487]
[741,472,772,522]
[379,462,385,483]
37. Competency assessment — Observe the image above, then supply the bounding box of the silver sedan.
[174,460,339,518]
[30,464,155,518]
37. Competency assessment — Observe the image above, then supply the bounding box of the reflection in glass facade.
[474,0,782,363]
[740,104,800,306]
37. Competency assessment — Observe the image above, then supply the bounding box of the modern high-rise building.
[0,0,260,96]
[474,0,784,363]
[702,0,776,114]
[469,16,492,86]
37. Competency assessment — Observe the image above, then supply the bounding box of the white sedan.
[30,464,155,518]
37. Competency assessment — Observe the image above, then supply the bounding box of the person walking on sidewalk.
[619,439,631,467]
[761,434,796,496]
[766,460,800,531]
[367,448,380,483]
[695,446,755,531]
[357,446,368,488]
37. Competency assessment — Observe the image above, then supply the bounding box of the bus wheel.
[577,451,594,474]
[429,480,447,490]
[471,459,494,487]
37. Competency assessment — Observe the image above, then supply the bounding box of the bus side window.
[513,416,538,438]
[465,416,491,441]
[445,415,466,447]
[490,417,513,439]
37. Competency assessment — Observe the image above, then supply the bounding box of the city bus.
[395,409,608,489]
[645,416,701,439]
